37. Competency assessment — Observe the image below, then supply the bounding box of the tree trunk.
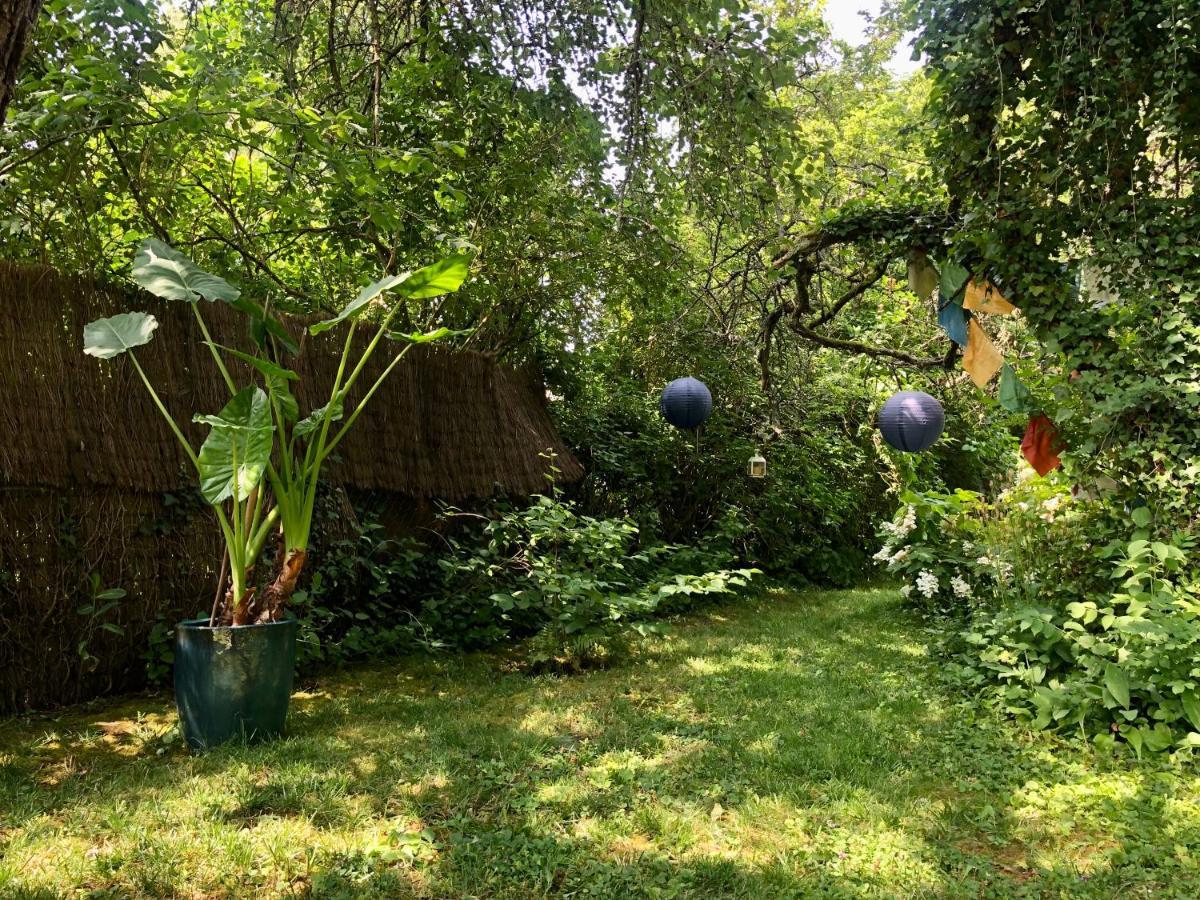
[0,0,42,125]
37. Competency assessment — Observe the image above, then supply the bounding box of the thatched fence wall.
[0,262,581,712]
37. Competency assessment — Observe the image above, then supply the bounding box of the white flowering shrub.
[875,489,1000,616]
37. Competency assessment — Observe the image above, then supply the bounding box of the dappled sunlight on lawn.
[2,587,1199,896]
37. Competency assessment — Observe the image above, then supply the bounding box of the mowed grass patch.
[2,587,1200,897]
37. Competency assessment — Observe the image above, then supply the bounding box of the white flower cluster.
[1040,495,1063,522]
[876,506,919,569]
[976,554,1013,579]
[915,570,940,598]
[881,505,917,541]
[950,575,973,599]
[872,544,910,568]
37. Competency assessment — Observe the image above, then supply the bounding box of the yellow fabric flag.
[907,252,938,301]
[963,279,1017,315]
[963,318,1003,388]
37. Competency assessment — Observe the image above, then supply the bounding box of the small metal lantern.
[748,449,767,478]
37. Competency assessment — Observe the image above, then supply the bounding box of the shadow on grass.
[0,588,1190,897]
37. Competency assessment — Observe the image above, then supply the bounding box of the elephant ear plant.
[84,239,472,626]
[83,263,279,626]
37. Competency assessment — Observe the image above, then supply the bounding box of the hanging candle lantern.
[748,449,767,478]
[877,390,945,453]
[659,377,712,430]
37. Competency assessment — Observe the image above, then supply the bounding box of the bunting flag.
[1022,414,1063,476]
[937,295,970,347]
[962,318,1003,387]
[907,251,938,301]
[997,363,1033,413]
[963,279,1017,315]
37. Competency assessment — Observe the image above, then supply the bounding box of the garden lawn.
[3,588,1200,898]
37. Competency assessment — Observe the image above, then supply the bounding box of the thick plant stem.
[258,548,306,622]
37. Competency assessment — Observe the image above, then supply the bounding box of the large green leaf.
[131,238,241,304]
[309,273,409,336]
[83,312,159,359]
[1105,663,1131,709]
[1182,693,1200,731]
[385,326,471,344]
[207,344,298,382]
[294,396,345,439]
[310,253,473,335]
[394,253,473,299]
[194,387,274,505]
[231,297,300,355]
[206,343,300,421]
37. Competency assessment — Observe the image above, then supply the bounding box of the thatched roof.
[0,261,582,499]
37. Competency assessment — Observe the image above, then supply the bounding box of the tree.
[0,0,40,124]
[910,0,1200,523]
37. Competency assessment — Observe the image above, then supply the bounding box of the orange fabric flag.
[962,319,1003,388]
[1022,414,1063,476]
[963,279,1017,315]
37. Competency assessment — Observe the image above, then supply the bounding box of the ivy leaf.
[131,238,240,304]
[83,312,159,359]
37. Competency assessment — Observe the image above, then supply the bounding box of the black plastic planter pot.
[174,617,298,751]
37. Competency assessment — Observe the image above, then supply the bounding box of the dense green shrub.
[291,523,430,667]
[873,489,997,617]
[280,490,758,672]
[884,485,1200,754]
[429,491,759,669]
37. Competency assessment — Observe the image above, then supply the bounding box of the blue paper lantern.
[877,390,945,452]
[659,377,712,430]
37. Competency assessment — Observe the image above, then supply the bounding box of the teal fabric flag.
[936,259,971,347]
[998,364,1034,413]
[938,296,970,347]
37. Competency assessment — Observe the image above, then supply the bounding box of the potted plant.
[84,240,470,749]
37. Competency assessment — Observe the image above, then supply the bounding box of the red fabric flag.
[1022,414,1063,476]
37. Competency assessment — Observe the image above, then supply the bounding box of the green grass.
[3,587,1200,898]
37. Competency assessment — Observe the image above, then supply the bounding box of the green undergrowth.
[2,587,1199,898]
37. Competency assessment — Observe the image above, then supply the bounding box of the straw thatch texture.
[0,261,581,496]
[0,261,581,712]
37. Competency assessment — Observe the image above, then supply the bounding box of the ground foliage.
[5,589,1200,898]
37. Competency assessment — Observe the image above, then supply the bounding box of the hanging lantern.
[659,377,712,430]
[877,390,945,453]
[748,449,767,478]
